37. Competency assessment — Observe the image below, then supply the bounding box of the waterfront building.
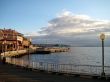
[0,29,31,53]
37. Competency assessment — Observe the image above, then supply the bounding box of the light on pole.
[100,33,105,77]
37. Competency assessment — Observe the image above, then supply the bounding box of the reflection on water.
[21,47,110,66]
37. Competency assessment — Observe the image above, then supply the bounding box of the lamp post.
[100,33,105,77]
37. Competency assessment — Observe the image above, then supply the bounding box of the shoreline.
[0,47,70,58]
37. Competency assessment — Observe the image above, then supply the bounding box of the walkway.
[0,63,109,82]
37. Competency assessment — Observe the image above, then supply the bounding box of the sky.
[0,0,110,46]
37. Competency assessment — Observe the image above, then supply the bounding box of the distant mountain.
[33,43,70,47]
[30,36,110,47]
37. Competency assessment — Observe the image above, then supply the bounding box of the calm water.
[21,47,110,66]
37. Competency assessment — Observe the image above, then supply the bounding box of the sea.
[21,47,110,66]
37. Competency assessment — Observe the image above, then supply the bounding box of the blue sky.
[0,0,110,45]
[0,0,110,33]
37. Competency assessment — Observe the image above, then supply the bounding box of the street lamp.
[100,33,105,77]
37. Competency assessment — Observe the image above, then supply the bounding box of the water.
[8,47,110,75]
[21,47,110,66]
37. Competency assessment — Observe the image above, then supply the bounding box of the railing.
[6,57,110,76]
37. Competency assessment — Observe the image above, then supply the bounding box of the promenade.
[0,63,109,82]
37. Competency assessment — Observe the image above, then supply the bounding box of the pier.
[35,47,70,54]
[44,47,70,53]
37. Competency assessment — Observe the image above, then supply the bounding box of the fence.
[6,57,110,76]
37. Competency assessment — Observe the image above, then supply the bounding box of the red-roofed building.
[0,29,31,53]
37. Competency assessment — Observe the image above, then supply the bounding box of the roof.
[0,29,23,41]
[0,29,23,36]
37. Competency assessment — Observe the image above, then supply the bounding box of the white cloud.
[24,31,47,37]
[40,10,110,37]
[57,10,73,17]
[35,10,110,46]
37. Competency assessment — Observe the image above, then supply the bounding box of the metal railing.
[6,57,110,76]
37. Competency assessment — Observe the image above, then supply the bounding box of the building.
[0,29,31,53]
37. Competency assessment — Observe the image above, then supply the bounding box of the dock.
[36,47,70,53]
[44,47,70,53]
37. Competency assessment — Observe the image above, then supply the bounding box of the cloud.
[34,10,110,46]
[40,11,110,36]
[57,10,73,17]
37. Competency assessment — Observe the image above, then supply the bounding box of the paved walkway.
[0,63,109,82]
